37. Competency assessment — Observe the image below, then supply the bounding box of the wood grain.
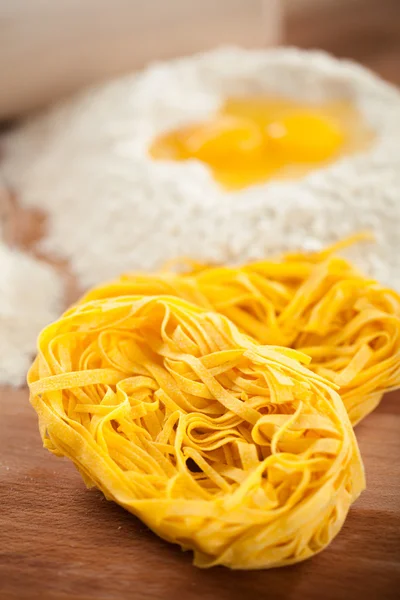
[1,387,399,600]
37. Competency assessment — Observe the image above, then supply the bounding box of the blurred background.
[0,0,399,119]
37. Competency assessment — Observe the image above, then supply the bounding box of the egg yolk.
[181,115,264,165]
[150,98,371,190]
[267,112,345,162]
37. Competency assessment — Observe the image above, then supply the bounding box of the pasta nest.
[29,295,364,569]
[82,239,400,426]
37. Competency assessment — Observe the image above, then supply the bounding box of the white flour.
[2,47,400,289]
[0,241,63,386]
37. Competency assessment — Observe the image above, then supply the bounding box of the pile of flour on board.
[2,47,400,290]
[0,243,63,386]
[0,187,63,385]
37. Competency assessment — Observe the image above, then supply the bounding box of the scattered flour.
[2,47,400,289]
[0,241,63,386]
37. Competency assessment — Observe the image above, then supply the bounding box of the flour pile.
[0,241,62,386]
[2,47,400,289]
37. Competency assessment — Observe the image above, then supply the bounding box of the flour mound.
[0,243,63,386]
[2,47,400,289]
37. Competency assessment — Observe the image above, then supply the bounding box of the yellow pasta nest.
[29,295,364,569]
[82,238,400,425]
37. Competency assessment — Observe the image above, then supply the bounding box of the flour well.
[2,47,400,289]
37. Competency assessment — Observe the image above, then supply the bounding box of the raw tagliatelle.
[82,238,400,426]
[29,295,364,569]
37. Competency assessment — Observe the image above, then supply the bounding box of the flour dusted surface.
[0,243,63,386]
[2,47,400,288]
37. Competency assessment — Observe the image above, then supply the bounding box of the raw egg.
[150,98,371,190]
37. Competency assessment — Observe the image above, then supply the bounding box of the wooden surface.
[1,1,400,598]
[1,388,399,600]
[286,0,400,85]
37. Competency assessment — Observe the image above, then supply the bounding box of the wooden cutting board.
[1,210,399,600]
[1,386,399,600]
